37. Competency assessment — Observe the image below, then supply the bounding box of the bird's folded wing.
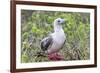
[41,36,53,51]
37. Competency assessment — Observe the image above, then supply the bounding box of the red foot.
[48,53,64,61]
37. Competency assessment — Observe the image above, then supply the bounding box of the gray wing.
[41,36,53,51]
[60,40,66,49]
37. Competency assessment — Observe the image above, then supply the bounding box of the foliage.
[21,10,90,63]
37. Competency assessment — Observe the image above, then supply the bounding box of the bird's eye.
[58,20,60,22]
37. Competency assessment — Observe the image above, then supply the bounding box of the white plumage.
[41,18,66,55]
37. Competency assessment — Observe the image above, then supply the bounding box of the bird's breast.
[46,30,66,54]
[53,31,66,44]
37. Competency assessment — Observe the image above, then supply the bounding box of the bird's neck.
[54,24,63,32]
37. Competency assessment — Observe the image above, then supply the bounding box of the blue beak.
[60,19,65,24]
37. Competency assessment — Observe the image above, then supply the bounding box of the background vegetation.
[21,10,90,63]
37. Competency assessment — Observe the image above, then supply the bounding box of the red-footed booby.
[41,18,66,61]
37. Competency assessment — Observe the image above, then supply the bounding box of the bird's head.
[54,18,65,25]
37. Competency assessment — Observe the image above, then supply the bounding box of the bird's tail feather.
[36,51,47,57]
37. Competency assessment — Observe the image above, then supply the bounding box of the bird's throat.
[54,24,63,32]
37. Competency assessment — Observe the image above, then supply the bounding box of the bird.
[40,18,66,61]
